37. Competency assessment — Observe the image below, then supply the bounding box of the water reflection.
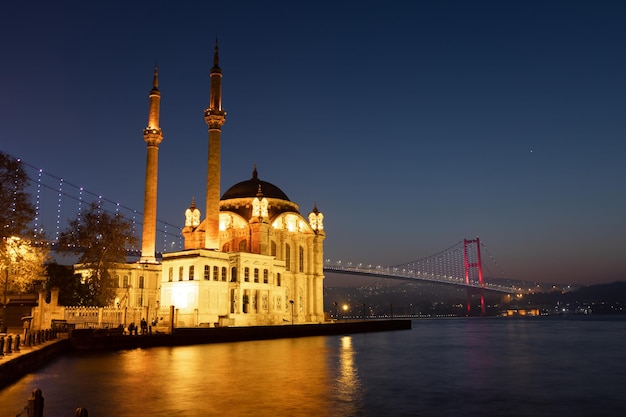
[0,336,365,417]
[334,335,362,412]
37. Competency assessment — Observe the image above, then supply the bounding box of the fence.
[36,301,230,334]
[62,306,151,330]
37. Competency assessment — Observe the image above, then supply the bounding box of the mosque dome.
[221,166,290,201]
[220,166,299,220]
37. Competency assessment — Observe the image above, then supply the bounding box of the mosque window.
[263,269,268,284]
[244,267,250,282]
[254,268,259,283]
[139,276,144,289]
[271,241,277,256]
[213,266,219,281]
[204,265,210,280]
[221,267,227,281]
[276,273,281,286]
[231,267,237,282]
[285,244,291,271]
[299,246,305,273]
[189,266,195,280]
[243,292,249,314]
[123,275,129,288]
[239,240,247,251]
[179,266,183,281]
[168,268,173,282]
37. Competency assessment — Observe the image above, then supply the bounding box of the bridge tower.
[203,38,227,250]
[464,238,485,315]
[140,65,164,263]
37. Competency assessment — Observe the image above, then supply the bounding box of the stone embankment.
[70,319,412,350]
[0,329,70,390]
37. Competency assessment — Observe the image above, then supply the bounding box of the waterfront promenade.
[0,328,70,390]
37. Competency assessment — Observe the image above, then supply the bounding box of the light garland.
[55,178,64,242]
[33,168,42,238]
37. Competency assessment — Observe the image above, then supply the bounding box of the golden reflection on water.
[112,335,363,416]
[336,336,362,408]
[0,335,364,416]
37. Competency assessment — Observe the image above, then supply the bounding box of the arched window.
[254,268,259,283]
[168,268,173,282]
[221,267,227,281]
[244,267,250,282]
[213,266,219,281]
[123,275,129,288]
[178,266,183,281]
[204,265,210,280]
[263,269,268,284]
[239,240,247,251]
[299,246,305,273]
[285,244,291,271]
[271,241,277,257]
[222,243,230,252]
[115,275,120,287]
[189,266,194,280]
[139,276,144,289]
[231,267,237,282]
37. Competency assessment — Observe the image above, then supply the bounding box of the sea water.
[1,316,625,417]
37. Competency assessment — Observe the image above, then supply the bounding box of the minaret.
[140,65,163,263]
[203,39,226,249]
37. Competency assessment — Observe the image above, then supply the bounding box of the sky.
[1,1,625,286]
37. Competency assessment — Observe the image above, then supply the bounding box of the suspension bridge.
[6,154,523,299]
[324,238,520,294]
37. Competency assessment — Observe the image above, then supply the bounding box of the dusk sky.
[1,1,625,286]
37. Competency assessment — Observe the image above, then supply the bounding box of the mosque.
[95,42,326,327]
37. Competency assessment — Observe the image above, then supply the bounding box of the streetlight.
[289,300,294,325]
[342,304,348,322]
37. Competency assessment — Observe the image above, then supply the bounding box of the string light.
[33,168,43,239]
[163,222,167,253]
[55,178,64,242]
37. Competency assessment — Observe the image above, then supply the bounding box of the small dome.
[221,166,290,201]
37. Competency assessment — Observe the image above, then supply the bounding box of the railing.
[1,329,60,357]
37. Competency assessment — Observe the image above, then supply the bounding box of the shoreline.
[70,319,412,350]
[1,320,411,389]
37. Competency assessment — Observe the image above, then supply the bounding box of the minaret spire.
[140,64,164,262]
[212,37,221,71]
[204,38,227,250]
[146,64,161,130]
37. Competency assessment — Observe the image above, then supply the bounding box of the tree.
[45,262,91,306]
[58,202,137,306]
[1,236,49,295]
[0,151,36,245]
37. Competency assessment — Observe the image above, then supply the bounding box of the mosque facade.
[92,42,326,326]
